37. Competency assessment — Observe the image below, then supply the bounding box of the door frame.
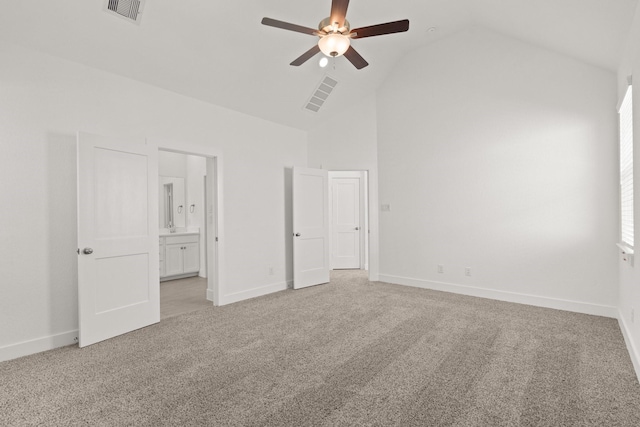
[153,139,224,306]
[328,170,369,271]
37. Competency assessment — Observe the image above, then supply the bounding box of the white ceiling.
[0,0,637,131]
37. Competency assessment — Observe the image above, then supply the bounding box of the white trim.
[0,330,78,363]
[219,281,289,306]
[618,309,640,381]
[378,274,618,318]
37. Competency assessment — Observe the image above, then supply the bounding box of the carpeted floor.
[2,270,640,426]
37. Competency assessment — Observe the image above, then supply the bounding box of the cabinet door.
[182,242,200,274]
[165,243,184,276]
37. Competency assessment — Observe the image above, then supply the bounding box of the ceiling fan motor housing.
[319,17,350,34]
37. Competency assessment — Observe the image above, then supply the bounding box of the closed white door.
[331,176,361,269]
[77,132,159,347]
[293,167,330,289]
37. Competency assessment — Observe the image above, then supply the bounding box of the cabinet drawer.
[164,234,198,245]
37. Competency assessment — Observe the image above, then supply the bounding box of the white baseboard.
[618,310,640,381]
[0,330,78,363]
[219,280,289,306]
[378,274,618,318]
[206,288,214,302]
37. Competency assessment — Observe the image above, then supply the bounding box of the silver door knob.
[355,227,359,230]
[82,248,93,255]
[294,233,301,237]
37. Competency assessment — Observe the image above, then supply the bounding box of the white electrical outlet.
[268,266,274,276]
[465,267,471,277]
[437,264,444,274]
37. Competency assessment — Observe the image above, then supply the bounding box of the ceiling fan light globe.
[318,33,350,58]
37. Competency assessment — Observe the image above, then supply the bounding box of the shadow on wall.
[284,167,293,288]
[46,133,78,335]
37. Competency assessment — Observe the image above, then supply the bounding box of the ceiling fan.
[261,0,409,69]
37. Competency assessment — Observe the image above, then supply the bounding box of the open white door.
[293,166,330,289]
[77,132,159,347]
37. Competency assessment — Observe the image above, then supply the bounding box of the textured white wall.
[0,42,306,360]
[617,4,640,378]
[376,27,619,313]
[159,151,188,178]
[307,94,380,279]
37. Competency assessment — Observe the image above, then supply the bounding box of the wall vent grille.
[303,75,338,113]
[104,0,145,24]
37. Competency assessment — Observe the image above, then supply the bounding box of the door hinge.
[215,237,218,242]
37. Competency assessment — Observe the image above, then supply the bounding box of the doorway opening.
[158,149,219,320]
[328,170,369,271]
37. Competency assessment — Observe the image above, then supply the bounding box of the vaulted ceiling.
[0,0,637,130]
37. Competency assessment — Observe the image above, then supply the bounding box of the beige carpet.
[2,270,640,426]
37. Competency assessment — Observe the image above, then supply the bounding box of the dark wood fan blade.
[343,46,368,69]
[261,17,318,36]
[350,19,410,39]
[330,0,350,28]
[290,45,321,66]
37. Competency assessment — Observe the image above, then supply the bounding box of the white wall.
[307,94,380,279]
[159,150,188,178]
[376,27,619,315]
[617,4,640,379]
[0,42,306,361]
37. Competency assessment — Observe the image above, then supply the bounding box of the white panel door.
[293,167,330,289]
[331,177,361,269]
[77,132,159,347]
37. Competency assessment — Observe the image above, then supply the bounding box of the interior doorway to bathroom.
[158,149,219,320]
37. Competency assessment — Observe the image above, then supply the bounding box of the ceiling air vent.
[304,75,338,113]
[104,0,146,24]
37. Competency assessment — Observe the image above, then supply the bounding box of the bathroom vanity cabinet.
[159,233,200,281]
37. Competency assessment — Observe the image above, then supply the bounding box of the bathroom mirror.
[159,176,185,229]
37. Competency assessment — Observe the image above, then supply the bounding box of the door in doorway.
[77,132,159,347]
[293,166,330,289]
[330,173,361,269]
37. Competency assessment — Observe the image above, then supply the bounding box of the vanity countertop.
[159,228,200,237]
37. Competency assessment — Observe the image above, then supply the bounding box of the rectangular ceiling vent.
[303,75,338,113]
[104,0,146,24]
